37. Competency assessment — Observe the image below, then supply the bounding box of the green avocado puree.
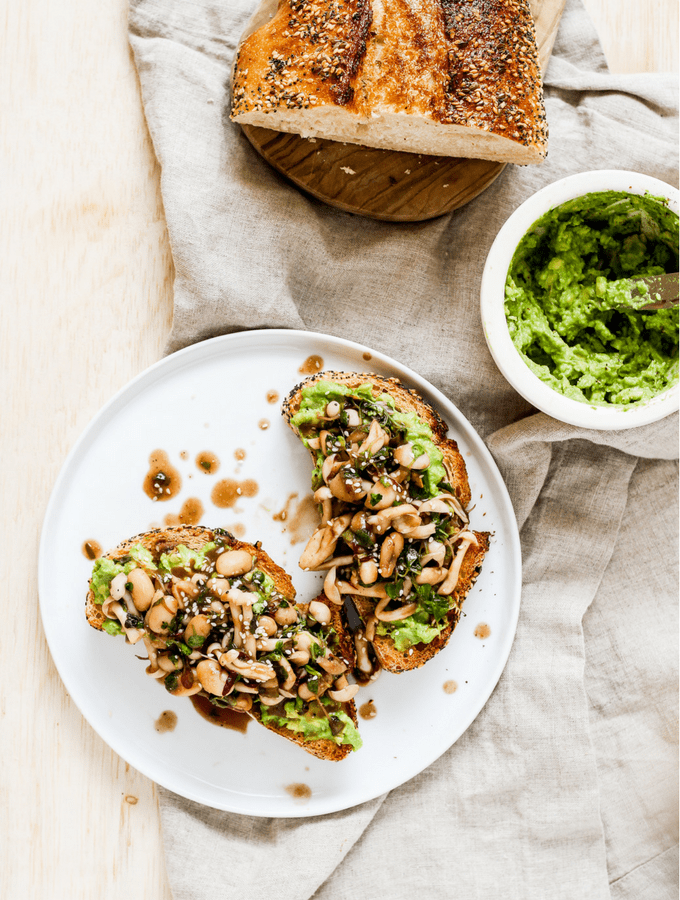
[504,191,679,405]
[259,697,363,750]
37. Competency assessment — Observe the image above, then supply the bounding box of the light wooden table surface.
[1,2,676,898]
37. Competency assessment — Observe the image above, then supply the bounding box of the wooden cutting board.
[240,0,566,222]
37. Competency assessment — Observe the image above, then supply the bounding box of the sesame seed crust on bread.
[231,0,547,164]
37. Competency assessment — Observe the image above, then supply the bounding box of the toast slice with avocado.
[282,372,489,676]
[87,526,361,760]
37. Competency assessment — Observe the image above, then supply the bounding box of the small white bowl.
[480,170,679,430]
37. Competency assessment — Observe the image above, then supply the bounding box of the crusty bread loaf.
[87,526,359,761]
[231,0,547,164]
[282,371,489,674]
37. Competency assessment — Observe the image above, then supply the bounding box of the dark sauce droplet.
[287,495,318,545]
[180,497,204,524]
[274,492,297,522]
[196,451,220,474]
[212,481,238,508]
[154,710,178,733]
[144,450,181,502]
[82,540,102,560]
[211,478,259,508]
[298,355,324,375]
[190,696,249,732]
[359,700,377,720]
[266,390,279,404]
[285,783,312,802]
[258,419,270,431]
[363,352,372,361]
[164,497,204,527]
[234,448,246,461]
[272,494,318,545]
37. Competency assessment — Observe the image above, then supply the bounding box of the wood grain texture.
[1,1,173,899]
[241,127,510,221]
[0,1,675,899]
[585,0,678,75]
[241,0,566,222]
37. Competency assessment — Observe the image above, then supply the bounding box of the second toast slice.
[283,372,489,676]
[86,525,361,759]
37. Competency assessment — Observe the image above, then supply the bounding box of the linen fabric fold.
[128,0,679,897]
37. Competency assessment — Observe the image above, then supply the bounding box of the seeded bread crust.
[282,370,471,507]
[86,527,358,761]
[231,0,548,164]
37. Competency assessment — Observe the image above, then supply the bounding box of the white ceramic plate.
[39,330,521,817]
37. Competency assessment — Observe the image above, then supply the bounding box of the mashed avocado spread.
[504,191,679,405]
[259,696,362,750]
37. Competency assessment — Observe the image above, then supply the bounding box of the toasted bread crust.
[87,527,358,760]
[282,370,471,506]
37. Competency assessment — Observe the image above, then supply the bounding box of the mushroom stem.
[438,533,477,596]
[374,597,418,622]
[337,581,389,599]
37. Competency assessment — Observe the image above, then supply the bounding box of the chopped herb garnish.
[385,580,403,600]
[354,529,375,548]
[208,695,233,709]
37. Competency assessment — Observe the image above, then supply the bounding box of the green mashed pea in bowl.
[481,171,679,430]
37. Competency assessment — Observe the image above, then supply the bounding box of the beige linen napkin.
[128,1,678,897]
